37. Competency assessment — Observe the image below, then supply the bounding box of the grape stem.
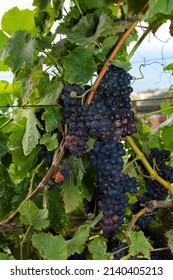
[123,156,140,172]
[127,136,173,196]
[128,208,146,231]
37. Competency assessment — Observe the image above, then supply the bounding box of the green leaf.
[66,227,89,256]
[57,12,131,47]
[88,238,110,260]
[0,164,14,220]
[0,132,8,158]
[37,80,63,105]
[46,188,69,232]
[0,30,9,50]
[162,125,173,151]
[19,200,49,230]
[160,99,173,115]
[33,0,50,11]
[22,110,41,156]
[1,30,37,72]
[63,173,83,213]
[32,232,67,259]
[124,0,148,17]
[66,214,103,256]
[127,230,152,259]
[63,47,97,85]
[40,133,58,151]
[1,7,37,35]
[78,0,112,10]
[9,119,40,177]
[146,0,173,17]
[0,81,20,106]
[165,229,173,253]
[0,253,15,260]
[42,107,62,132]
[164,63,173,71]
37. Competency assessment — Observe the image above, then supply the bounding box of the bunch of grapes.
[84,97,116,141]
[39,147,54,166]
[150,234,173,260]
[91,140,139,238]
[97,65,137,137]
[62,84,89,157]
[140,148,173,200]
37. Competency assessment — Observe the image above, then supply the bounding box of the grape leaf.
[145,0,173,17]
[0,30,9,50]
[164,63,173,71]
[88,238,110,260]
[66,214,103,256]
[42,107,62,132]
[1,30,37,72]
[57,12,131,47]
[63,47,97,85]
[0,253,15,260]
[62,173,83,213]
[78,0,112,10]
[0,132,8,158]
[165,229,173,253]
[162,125,173,151]
[33,0,50,10]
[127,230,152,259]
[22,110,41,156]
[9,119,40,177]
[1,7,37,35]
[160,99,173,116]
[124,0,148,17]
[46,188,69,232]
[37,80,63,105]
[40,133,58,151]
[0,164,14,220]
[32,232,67,259]
[66,227,89,256]
[19,200,49,230]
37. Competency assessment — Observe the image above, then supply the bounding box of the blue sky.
[0,1,173,93]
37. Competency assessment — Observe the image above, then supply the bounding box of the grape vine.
[0,0,173,261]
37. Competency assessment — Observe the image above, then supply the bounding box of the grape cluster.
[84,98,116,141]
[39,147,54,166]
[150,234,173,260]
[62,67,139,238]
[98,65,137,137]
[62,84,89,157]
[91,140,139,238]
[140,148,173,200]
[62,66,137,158]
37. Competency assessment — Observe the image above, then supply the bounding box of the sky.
[0,1,173,93]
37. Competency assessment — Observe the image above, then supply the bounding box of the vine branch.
[2,143,65,224]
